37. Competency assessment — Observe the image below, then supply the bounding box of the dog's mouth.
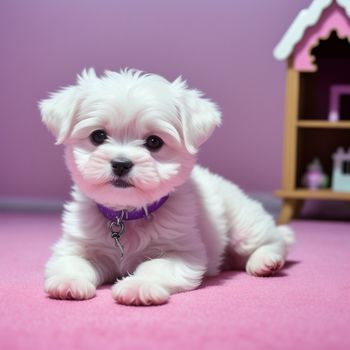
[111,178,134,188]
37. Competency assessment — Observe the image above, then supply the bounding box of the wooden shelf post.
[278,59,302,224]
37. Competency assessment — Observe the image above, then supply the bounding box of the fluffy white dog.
[40,69,294,305]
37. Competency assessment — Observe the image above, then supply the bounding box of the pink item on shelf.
[302,158,328,190]
[328,85,350,122]
[306,170,324,189]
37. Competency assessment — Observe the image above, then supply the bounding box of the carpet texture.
[0,212,349,350]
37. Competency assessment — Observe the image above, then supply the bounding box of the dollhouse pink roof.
[274,0,350,70]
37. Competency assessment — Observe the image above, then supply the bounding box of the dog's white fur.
[40,69,294,305]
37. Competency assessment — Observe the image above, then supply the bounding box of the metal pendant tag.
[109,212,126,258]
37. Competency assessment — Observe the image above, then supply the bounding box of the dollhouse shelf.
[276,189,350,201]
[297,120,350,129]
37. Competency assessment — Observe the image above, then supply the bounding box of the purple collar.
[97,194,170,221]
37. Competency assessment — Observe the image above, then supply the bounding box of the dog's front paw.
[112,277,170,306]
[246,252,285,277]
[45,276,96,300]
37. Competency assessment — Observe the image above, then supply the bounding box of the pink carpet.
[0,212,350,350]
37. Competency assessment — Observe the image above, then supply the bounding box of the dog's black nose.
[111,159,134,177]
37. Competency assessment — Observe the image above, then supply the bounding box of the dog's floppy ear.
[39,68,97,144]
[173,77,221,154]
[39,85,79,144]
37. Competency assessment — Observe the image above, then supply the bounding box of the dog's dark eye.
[145,135,164,151]
[90,130,108,145]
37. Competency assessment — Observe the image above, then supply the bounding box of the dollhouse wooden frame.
[274,0,350,223]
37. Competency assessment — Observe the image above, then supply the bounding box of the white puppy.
[40,69,294,305]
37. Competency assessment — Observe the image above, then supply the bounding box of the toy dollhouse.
[273,0,350,223]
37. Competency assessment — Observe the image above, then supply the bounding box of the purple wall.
[0,0,310,200]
